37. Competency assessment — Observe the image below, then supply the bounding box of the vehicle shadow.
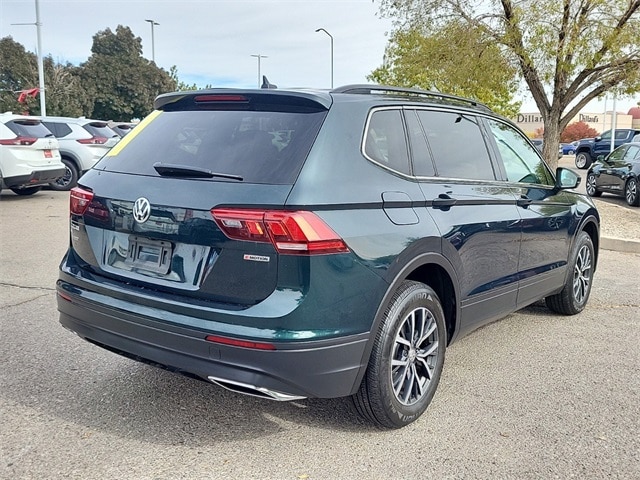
[0,295,378,447]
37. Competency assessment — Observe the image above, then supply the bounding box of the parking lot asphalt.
[0,189,639,479]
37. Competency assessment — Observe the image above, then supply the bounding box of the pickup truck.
[574,128,640,169]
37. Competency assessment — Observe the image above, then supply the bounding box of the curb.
[600,236,640,254]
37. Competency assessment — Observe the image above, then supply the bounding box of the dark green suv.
[57,85,600,428]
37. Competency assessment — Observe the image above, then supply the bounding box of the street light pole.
[145,19,159,63]
[315,28,333,89]
[11,0,46,115]
[251,54,268,88]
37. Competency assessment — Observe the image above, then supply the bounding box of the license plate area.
[126,236,172,274]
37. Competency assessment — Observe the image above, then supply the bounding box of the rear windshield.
[98,109,327,184]
[84,123,117,138]
[6,120,53,138]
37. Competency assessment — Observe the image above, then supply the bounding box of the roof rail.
[331,84,491,112]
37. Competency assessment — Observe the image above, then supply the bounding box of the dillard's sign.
[516,113,600,123]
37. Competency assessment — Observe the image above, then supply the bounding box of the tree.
[378,0,640,169]
[370,22,521,117]
[168,66,212,91]
[81,26,176,121]
[0,36,38,114]
[561,121,599,142]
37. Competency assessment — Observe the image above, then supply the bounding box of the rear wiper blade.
[153,163,243,181]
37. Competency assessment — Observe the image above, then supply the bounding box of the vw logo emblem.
[132,197,151,223]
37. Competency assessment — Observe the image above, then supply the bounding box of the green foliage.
[370,23,522,117]
[377,0,640,169]
[0,36,38,113]
[1,25,179,121]
[81,26,176,121]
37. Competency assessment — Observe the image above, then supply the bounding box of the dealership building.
[512,106,640,137]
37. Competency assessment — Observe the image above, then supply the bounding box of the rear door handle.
[517,195,533,208]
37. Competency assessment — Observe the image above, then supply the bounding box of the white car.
[0,114,65,196]
[40,116,120,190]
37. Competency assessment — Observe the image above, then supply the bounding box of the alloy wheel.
[586,174,597,196]
[391,306,439,406]
[626,179,638,205]
[573,244,593,304]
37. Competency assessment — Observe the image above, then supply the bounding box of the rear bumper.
[3,167,66,189]
[56,277,370,400]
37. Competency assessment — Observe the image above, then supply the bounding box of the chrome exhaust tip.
[207,375,306,402]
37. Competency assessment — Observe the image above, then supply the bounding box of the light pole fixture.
[315,28,334,89]
[251,54,268,88]
[145,19,160,63]
[11,0,46,115]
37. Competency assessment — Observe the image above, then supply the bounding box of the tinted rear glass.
[99,109,327,184]
[6,120,53,138]
[84,123,117,138]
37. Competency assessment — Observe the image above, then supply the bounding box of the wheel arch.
[578,214,600,271]
[351,252,461,394]
[59,151,81,171]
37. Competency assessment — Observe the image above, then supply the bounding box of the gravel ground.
[593,198,640,240]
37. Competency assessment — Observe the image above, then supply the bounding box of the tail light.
[70,187,94,215]
[77,137,108,145]
[0,136,37,146]
[211,209,349,255]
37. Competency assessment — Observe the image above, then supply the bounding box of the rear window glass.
[6,120,53,138]
[84,123,117,139]
[99,109,327,184]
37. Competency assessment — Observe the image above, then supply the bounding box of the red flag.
[17,88,40,103]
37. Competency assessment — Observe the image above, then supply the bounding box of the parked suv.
[57,85,600,428]
[40,116,119,190]
[0,114,65,196]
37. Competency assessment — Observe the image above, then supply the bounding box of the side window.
[624,145,640,161]
[416,110,495,180]
[364,109,411,175]
[487,119,554,186]
[404,110,435,177]
[606,146,626,163]
[615,130,630,140]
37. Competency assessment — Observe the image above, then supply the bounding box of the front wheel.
[353,281,446,429]
[586,173,601,197]
[575,152,592,169]
[625,178,639,206]
[546,231,595,315]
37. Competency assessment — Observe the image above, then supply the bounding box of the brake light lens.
[211,209,349,255]
[195,94,248,103]
[77,137,108,145]
[0,136,37,146]
[70,187,94,215]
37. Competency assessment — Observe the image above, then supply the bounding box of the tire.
[353,281,447,429]
[545,231,594,315]
[625,178,640,206]
[567,149,575,155]
[49,158,79,191]
[575,152,592,169]
[10,186,42,196]
[586,173,602,197]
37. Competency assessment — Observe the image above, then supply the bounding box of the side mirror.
[594,136,602,142]
[555,167,581,190]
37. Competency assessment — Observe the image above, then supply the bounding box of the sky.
[1,0,638,115]
[0,0,394,90]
